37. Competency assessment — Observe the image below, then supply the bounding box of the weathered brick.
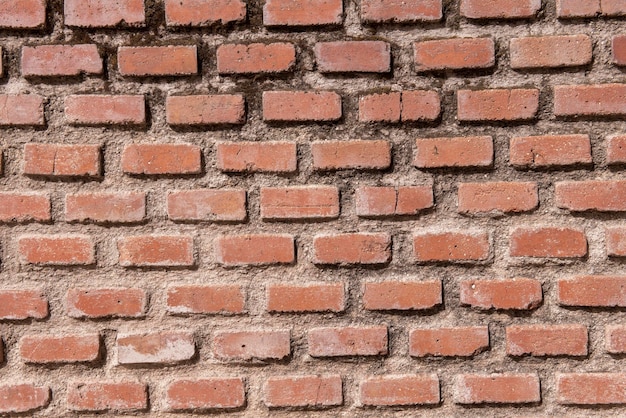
[313,233,391,265]
[263,0,343,26]
[606,325,626,354]
[0,290,48,320]
[460,278,543,310]
[217,43,296,74]
[401,90,441,121]
[215,234,295,266]
[18,235,95,266]
[24,144,101,177]
[167,285,245,314]
[361,0,442,23]
[363,280,442,311]
[510,35,592,69]
[458,182,538,214]
[556,180,626,212]
[315,41,391,73]
[65,95,145,126]
[20,334,101,363]
[122,144,202,175]
[0,192,50,223]
[557,0,600,17]
[267,283,344,312]
[216,141,297,173]
[454,374,541,404]
[165,378,245,411]
[413,231,490,262]
[558,276,626,307]
[21,45,102,77]
[118,235,195,267]
[66,192,145,223]
[510,135,592,168]
[557,373,626,405]
[602,0,626,16]
[506,324,588,357]
[260,186,339,220]
[356,185,433,217]
[414,136,493,168]
[166,95,245,125]
[312,140,391,171]
[167,189,246,222]
[457,89,539,122]
[265,375,343,408]
[262,91,342,122]
[509,227,587,258]
[117,332,195,365]
[410,326,489,357]
[64,0,145,27]
[358,90,441,122]
[118,46,198,76]
[608,135,626,164]
[213,330,291,360]
[0,95,45,126]
[66,288,146,319]
[0,0,46,29]
[460,0,541,19]
[165,0,246,26]
[0,384,50,414]
[554,84,626,117]
[606,226,626,256]
[360,375,440,406]
[414,38,495,71]
[67,382,147,412]
[308,326,388,357]
[359,92,401,122]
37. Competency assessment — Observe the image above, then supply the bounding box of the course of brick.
[0,0,626,416]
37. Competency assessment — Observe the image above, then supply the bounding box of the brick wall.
[0,0,625,415]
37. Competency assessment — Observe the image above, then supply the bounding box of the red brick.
[460,0,541,19]
[216,141,297,173]
[506,324,588,357]
[315,41,390,73]
[117,332,195,365]
[363,280,442,311]
[608,135,626,164]
[260,186,339,220]
[554,84,626,117]
[557,181,626,212]
[64,0,145,27]
[606,325,626,354]
[66,192,145,223]
[24,144,101,177]
[308,326,388,357]
[118,46,198,76]
[360,375,439,406]
[509,134,592,168]
[0,290,48,320]
[606,226,626,256]
[558,275,626,307]
[0,0,46,29]
[557,373,626,405]
[167,189,246,222]
[457,89,539,122]
[122,144,201,175]
[454,374,541,404]
[165,0,246,26]
[0,94,45,126]
[267,283,344,312]
[414,38,495,72]
[410,326,489,357]
[213,330,290,360]
[166,95,245,125]
[217,43,296,74]
[603,0,626,16]
[20,334,100,363]
[65,95,145,126]
[215,234,295,266]
[265,375,342,408]
[263,0,343,26]
[167,285,245,314]
[118,235,195,267]
[359,92,401,122]
[509,227,587,258]
[361,0,442,23]
[262,91,342,122]
[165,378,245,411]
[18,235,95,266]
[67,382,147,412]
[313,233,391,265]
[0,192,50,223]
[413,231,490,262]
[356,185,433,217]
[0,384,49,414]
[414,136,493,168]
[614,35,626,65]
[557,0,600,17]
[458,182,538,214]
[460,278,543,310]
[312,140,391,171]
[401,90,441,121]
[66,288,146,319]
[510,35,592,69]
[21,45,102,77]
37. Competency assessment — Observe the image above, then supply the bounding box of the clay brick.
[361,0,442,23]
[410,326,489,357]
[606,226,626,256]
[0,290,48,320]
[216,141,297,173]
[118,46,198,76]
[0,94,45,126]
[509,227,587,258]
[313,233,391,265]
[413,231,490,262]
[24,144,101,177]
[21,45,102,77]
[18,235,95,266]
[262,91,342,122]
[213,330,291,360]
[0,384,50,414]
[167,189,246,222]
[613,35,626,65]
[67,382,147,412]
[308,326,388,357]
[315,41,390,73]
[217,43,296,74]
[363,280,442,311]
[312,140,391,171]
[607,135,626,164]
[66,192,146,223]
[65,95,145,126]
[66,288,146,319]
[356,185,433,217]
[558,276,626,307]
[20,334,101,363]
[118,235,195,267]
[360,375,440,406]
[359,92,401,122]
[260,186,339,220]
[0,0,46,29]
[414,136,493,168]
[215,234,295,266]
[602,0,626,16]
[64,0,145,27]
[460,0,541,19]
[509,135,592,168]
[122,144,202,175]
[554,84,626,117]
[0,192,50,223]
[460,278,543,310]
[166,95,245,125]
[414,38,495,72]
[458,182,538,214]
[165,0,246,26]
[263,0,343,26]
[117,332,195,365]
[606,325,626,354]
[267,283,345,313]
[265,375,342,408]
[165,378,245,411]
[556,181,626,212]
[506,324,588,357]
[457,89,539,122]
[454,374,541,404]
[510,35,592,69]
[401,90,441,121]
[557,373,626,405]
[167,285,245,314]
[557,0,600,17]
